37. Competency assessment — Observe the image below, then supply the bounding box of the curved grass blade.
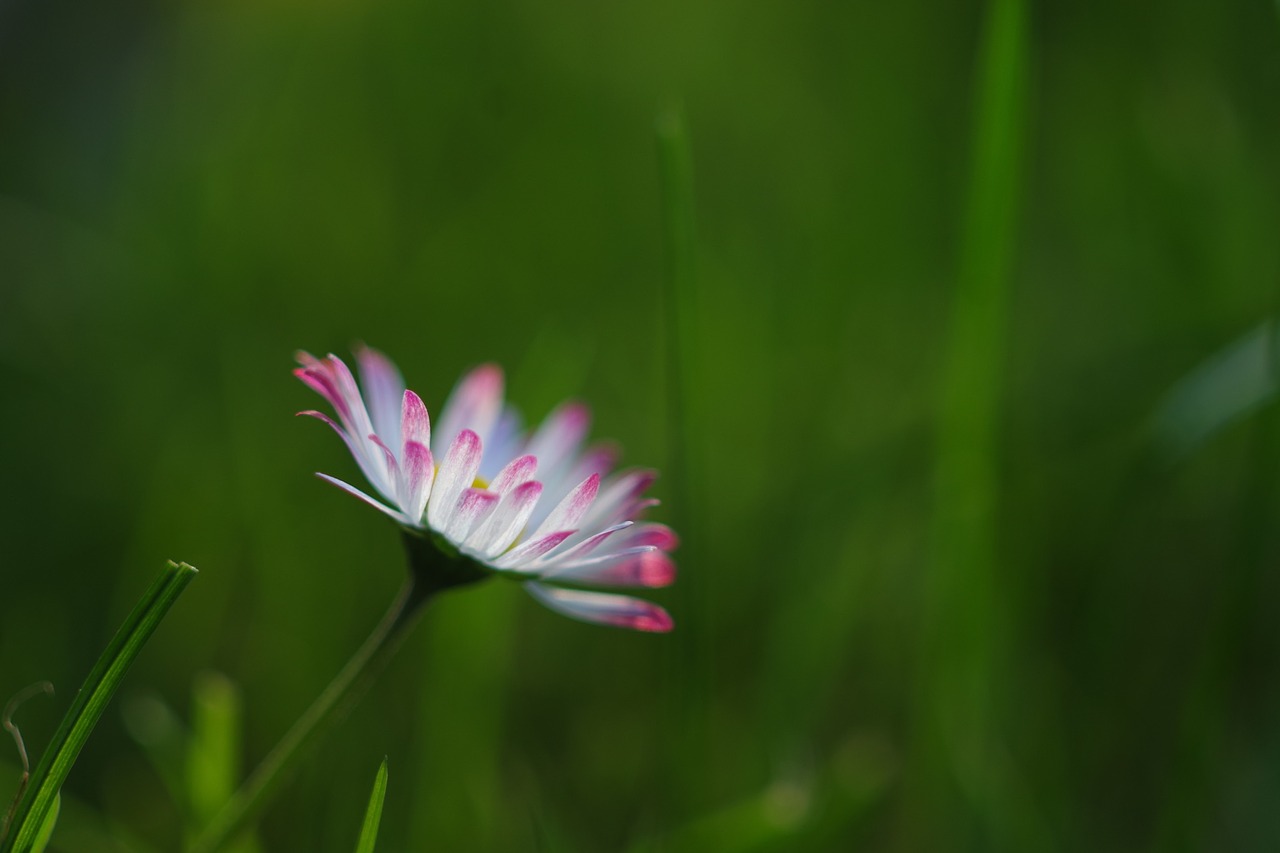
[0,560,198,853]
[354,759,388,853]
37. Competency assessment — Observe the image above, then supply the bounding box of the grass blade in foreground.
[26,796,56,853]
[0,560,198,853]
[354,759,388,853]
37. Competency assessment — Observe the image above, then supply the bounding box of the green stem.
[187,575,430,853]
[1,561,197,853]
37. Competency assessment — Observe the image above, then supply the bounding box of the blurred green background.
[4,0,1280,850]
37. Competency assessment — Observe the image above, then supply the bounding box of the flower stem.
[187,575,431,853]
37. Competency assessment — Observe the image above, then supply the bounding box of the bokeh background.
[4,0,1280,850]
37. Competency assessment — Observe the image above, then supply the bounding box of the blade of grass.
[656,106,702,607]
[913,0,1030,846]
[27,796,56,853]
[0,560,198,853]
[186,673,257,851]
[656,105,711,810]
[354,759,388,853]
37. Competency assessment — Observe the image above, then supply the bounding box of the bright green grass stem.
[354,758,389,853]
[187,577,429,853]
[1,561,197,853]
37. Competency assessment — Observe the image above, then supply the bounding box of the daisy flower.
[294,346,676,632]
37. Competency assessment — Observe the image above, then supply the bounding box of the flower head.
[295,346,676,632]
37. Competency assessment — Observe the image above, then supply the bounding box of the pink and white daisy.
[295,346,676,632]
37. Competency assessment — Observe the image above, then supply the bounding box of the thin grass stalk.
[911,0,1029,846]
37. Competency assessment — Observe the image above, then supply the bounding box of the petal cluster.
[296,347,676,632]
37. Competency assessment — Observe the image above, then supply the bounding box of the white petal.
[397,442,434,526]
[540,547,676,588]
[427,429,483,531]
[478,410,525,482]
[525,584,673,632]
[523,402,590,487]
[579,469,657,531]
[356,345,406,447]
[535,522,631,568]
[400,390,431,448]
[487,454,537,496]
[434,364,504,456]
[445,488,500,542]
[316,474,411,526]
[465,480,543,557]
[298,410,394,500]
[527,474,600,542]
[493,530,575,570]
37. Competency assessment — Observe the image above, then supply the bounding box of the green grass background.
[4,0,1280,849]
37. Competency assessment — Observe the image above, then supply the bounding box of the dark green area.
[3,0,1280,849]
